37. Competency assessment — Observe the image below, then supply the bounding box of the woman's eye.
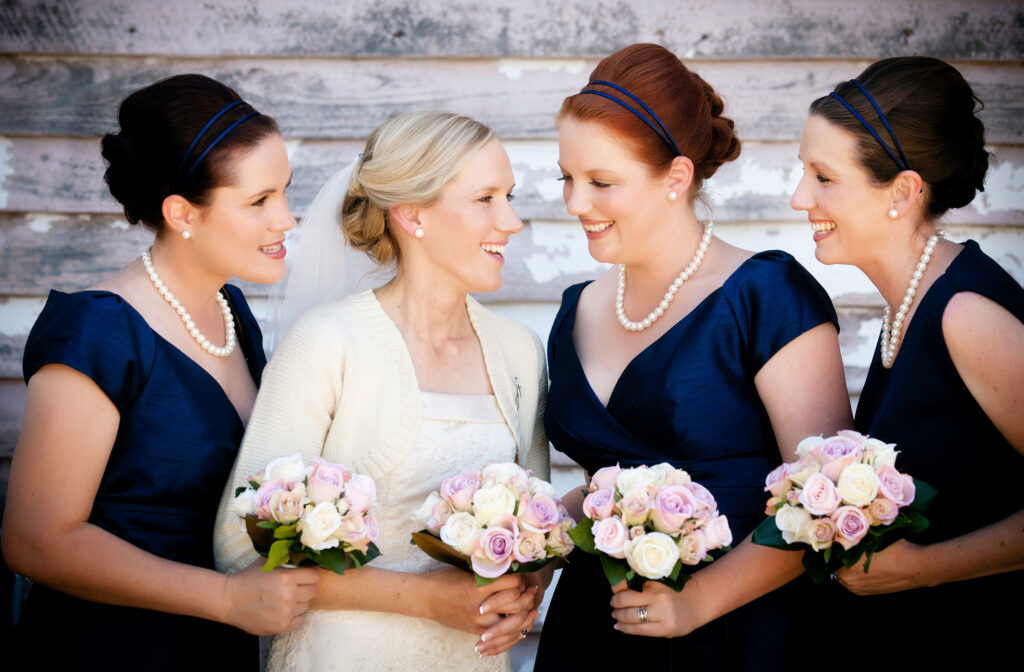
[815,174,831,184]
[506,193,516,202]
[252,196,268,207]
[478,195,493,203]
[590,180,611,189]
[557,175,571,183]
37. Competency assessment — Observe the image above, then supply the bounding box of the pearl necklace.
[880,233,941,368]
[142,249,236,357]
[616,221,713,332]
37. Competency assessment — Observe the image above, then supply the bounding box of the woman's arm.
[611,322,853,636]
[837,291,1024,594]
[2,365,319,635]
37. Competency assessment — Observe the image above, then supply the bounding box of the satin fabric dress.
[14,287,265,671]
[534,251,838,670]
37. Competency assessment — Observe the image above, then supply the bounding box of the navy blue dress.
[535,251,838,671]
[14,287,265,671]
[836,241,1024,665]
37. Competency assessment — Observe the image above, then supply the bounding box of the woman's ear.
[389,204,424,239]
[161,194,198,238]
[666,155,696,200]
[888,170,926,219]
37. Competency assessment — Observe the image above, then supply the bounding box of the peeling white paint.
[110,219,130,230]
[0,136,13,209]
[497,59,586,80]
[506,141,558,170]
[0,297,47,336]
[707,157,797,204]
[284,139,302,160]
[845,316,883,368]
[971,159,1024,215]
[26,213,69,234]
[521,220,607,284]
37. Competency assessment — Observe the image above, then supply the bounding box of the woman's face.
[416,138,523,294]
[190,133,296,284]
[791,115,893,267]
[557,116,670,265]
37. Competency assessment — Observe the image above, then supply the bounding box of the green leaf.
[256,520,277,529]
[263,539,292,572]
[660,565,691,593]
[567,518,596,554]
[599,554,630,588]
[249,479,262,490]
[314,547,350,575]
[751,516,786,549]
[273,524,298,539]
[235,486,248,497]
[475,574,497,587]
[910,479,937,513]
[862,550,874,573]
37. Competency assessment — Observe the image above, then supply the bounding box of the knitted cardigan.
[214,290,549,573]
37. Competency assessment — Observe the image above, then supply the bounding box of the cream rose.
[471,484,517,526]
[298,501,343,551]
[616,467,659,495]
[837,463,880,507]
[264,453,307,483]
[650,463,691,487]
[806,517,836,551]
[775,504,812,544]
[677,530,708,566]
[231,488,257,518]
[528,476,557,498]
[624,532,681,579]
[481,463,530,494]
[795,435,824,458]
[863,438,898,468]
[440,512,483,556]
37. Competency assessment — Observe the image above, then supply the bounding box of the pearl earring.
[182,231,192,240]
[888,208,899,220]
[668,191,678,202]
[414,227,424,239]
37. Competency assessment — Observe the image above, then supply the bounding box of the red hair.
[559,44,740,192]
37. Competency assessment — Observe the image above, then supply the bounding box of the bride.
[213,111,550,671]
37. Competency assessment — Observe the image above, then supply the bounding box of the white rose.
[677,530,708,566]
[702,514,732,550]
[795,435,824,458]
[774,504,812,545]
[440,512,483,556]
[528,476,557,498]
[864,438,898,469]
[264,453,307,483]
[298,501,343,551]
[471,484,517,526]
[412,491,443,527]
[616,467,658,495]
[623,532,680,580]
[231,488,257,517]
[837,463,880,507]
[650,463,691,487]
[482,462,529,486]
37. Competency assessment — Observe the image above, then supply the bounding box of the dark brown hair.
[101,74,280,229]
[559,43,741,193]
[810,56,988,218]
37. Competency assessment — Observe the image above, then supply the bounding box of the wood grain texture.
[1,57,1021,143]
[1,0,1020,60]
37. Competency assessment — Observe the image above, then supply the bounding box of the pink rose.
[441,470,481,512]
[592,516,628,558]
[685,482,718,513]
[836,429,869,446]
[582,488,615,520]
[650,485,698,534]
[677,530,708,565]
[629,525,645,540]
[344,473,376,514]
[702,514,732,550]
[335,511,372,552]
[616,490,652,527]
[831,505,870,550]
[876,465,915,507]
[518,493,561,533]
[307,457,350,504]
[253,478,287,520]
[590,464,622,491]
[513,532,548,563]
[867,498,900,526]
[472,513,518,578]
[764,464,788,497]
[271,482,307,524]
[546,521,574,556]
[806,517,836,551]
[798,472,842,515]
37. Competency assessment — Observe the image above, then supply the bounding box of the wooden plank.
[1,57,1022,143]
[0,380,26,459]
[1,0,1020,60]
[4,138,1024,225]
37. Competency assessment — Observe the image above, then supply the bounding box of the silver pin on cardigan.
[513,377,521,410]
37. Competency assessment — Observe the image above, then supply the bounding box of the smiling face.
[791,115,894,267]
[557,116,671,265]
[415,138,523,294]
[188,133,296,284]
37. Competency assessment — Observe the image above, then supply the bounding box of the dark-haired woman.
[792,56,1024,664]
[534,44,852,670]
[2,74,319,670]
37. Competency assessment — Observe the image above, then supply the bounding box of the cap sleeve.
[23,291,155,411]
[725,251,839,374]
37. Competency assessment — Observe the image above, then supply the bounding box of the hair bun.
[101,132,165,225]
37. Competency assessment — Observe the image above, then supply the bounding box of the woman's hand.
[609,578,708,638]
[474,565,554,656]
[835,540,935,595]
[222,562,321,635]
[421,567,526,635]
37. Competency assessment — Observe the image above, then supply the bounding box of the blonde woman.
[214,112,549,671]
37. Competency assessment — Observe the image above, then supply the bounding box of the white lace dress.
[267,392,517,672]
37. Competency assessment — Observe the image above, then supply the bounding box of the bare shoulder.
[942,291,1024,357]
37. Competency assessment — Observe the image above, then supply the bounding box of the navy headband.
[579,80,682,156]
[829,79,911,171]
[177,100,260,185]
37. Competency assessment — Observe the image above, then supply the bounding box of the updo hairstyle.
[810,56,988,218]
[101,74,279,229]
[559,43,741,196]
[342,111,495,265]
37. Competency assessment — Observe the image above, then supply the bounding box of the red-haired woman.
[534,44,852,669]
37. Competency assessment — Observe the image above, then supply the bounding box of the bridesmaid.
[2,75,318,670]
[791,56,1024,665]
[534,44,852,670]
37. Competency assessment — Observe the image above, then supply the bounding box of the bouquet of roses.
[567,463,732,592]
[411,462,574,586]
[752,431,935,582]
[232,453,381,574]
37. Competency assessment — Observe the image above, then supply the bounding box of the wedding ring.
[830,572,838,582]
[520,629,529,639]
[637,606,649,624]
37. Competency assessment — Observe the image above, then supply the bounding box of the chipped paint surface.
[521,220,607,284]
[0,297,46,336]
[708,156,799,203]
[0,136,12,209]
[26,213,69,234]
[972,158,1024,215]
[498,59,585,80]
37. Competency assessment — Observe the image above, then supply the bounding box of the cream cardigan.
[213,290,549,574]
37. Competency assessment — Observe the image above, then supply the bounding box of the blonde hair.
[341,111,496,264]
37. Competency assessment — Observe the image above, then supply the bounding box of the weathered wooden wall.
[1,1,1022,663]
